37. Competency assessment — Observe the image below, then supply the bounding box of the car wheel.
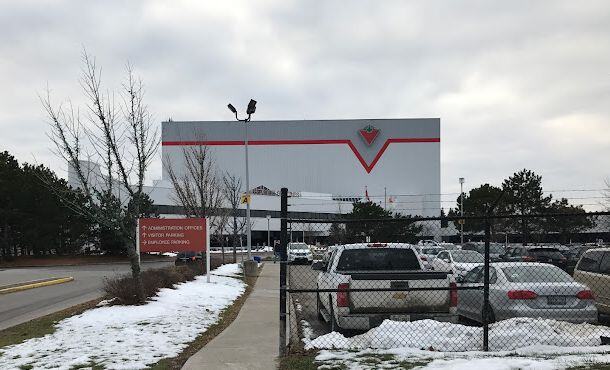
[316,292,324,321]
[482,305,496,324]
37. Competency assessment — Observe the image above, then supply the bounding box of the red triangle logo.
[359,125,379,146]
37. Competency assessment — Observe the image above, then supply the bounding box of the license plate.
[390,314,411,322]
[547,296,567,305]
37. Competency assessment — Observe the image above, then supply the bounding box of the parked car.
[573,247,610,316]
[430,250,484,277]
[313,243,458,332]
[462,242,506,261]
[288,242,313,264]
[414,245,444,269]
[458,262,597,323]
[174,251,203,266]
[502,246,568,270]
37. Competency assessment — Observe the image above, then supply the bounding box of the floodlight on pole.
[227,100,257,262]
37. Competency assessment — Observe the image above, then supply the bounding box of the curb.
[0,259,172,269]
[0,277,74,294]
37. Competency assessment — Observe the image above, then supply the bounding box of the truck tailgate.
[348,272,451,314]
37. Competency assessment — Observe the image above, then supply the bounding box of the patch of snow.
[306,318,610,352]
[0,265,246,370]
[315,348,610,370]
[211,263,242,277]
[301,320,314,346]
[162,252,177,257]
[96,297,117,307]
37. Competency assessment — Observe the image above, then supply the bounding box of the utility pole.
[459,177,465,244]
[227,100,257,262]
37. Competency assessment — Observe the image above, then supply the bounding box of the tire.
[482,306,496,324]
[316,292,325,321]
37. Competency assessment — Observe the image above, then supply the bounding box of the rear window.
[529,248,564,259]
[336,248,421,271]
[177,251,197,258]
[502,265,573,283]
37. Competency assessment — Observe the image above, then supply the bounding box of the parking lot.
[287,263,332,340]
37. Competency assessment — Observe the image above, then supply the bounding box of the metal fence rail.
[278,188,610,354]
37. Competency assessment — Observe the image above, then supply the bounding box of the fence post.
[279,188,288,356]
[482,216,491,351]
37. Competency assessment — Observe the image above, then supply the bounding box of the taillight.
[522,256,536,262]
[191,257,196,261]
[337,283,350,307]
[450,282,458,307]
[577,290,595,300]
[507,290,538,300]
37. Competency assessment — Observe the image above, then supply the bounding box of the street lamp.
[266,214,271,249]
[228,99,257,261]
[459,177,465,244]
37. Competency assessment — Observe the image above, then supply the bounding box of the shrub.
[103,265,201,305]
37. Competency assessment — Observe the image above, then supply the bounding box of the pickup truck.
[313,243,458,331]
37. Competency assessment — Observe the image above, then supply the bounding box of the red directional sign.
[138,218,207,253]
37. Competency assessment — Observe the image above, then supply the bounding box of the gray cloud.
[0,0,609,209]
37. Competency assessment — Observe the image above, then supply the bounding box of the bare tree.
[163,143,225,265]
[41,50,158,302]
[222,172,247,262]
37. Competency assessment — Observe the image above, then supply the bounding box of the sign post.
[136,219,141,268]
[206,220,211,283]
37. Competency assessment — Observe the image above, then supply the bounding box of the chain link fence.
[279,201,610,354]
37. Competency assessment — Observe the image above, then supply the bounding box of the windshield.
[452,250,484,263]
[502,265,573,283]
[289,243,308,250]
[337,248,421,271]
[489,244,505,254]
[529,248,564,259]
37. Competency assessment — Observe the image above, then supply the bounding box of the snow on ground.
[0,265,246,370]
[305,318,610,369]
[211,263,242,277]
[315,347,610,370]
[306,318,610,351]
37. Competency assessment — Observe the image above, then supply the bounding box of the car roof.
[582,247,610,252]
[334,243,415,250]
[490,262,562,267]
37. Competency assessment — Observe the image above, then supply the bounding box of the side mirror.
[311,261,327,271]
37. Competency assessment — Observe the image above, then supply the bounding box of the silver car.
[458,262,597,323]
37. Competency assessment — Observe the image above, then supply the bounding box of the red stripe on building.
[162,138,440,173]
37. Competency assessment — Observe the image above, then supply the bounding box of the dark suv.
[503,246,568,270]
[175,251,203,266]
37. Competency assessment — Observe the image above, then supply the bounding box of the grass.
[146,271,259,370]
[0,298,103,348]
[278,354,318,370]
[1,264,257,370]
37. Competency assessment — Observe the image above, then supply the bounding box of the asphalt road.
[0,261,172,331]
[288,263,331,340]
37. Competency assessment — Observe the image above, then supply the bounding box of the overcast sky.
[1,1,609,209]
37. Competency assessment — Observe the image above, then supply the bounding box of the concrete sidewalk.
[182,263,279,370]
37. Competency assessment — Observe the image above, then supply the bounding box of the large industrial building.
[69,118,441,246]
[158,118,441,245]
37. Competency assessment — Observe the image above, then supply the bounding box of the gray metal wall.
[162,118,440,216]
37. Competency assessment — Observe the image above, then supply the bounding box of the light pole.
[266,214,271,249]
[228,99,257,261]
[459,177,465,244]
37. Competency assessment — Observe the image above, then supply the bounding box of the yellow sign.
[240,194,251,205]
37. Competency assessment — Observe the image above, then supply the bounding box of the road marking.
[0,277,74,294]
